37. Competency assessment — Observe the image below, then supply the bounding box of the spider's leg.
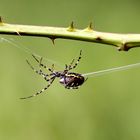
[32,54,40,63]
[65,64,68,70]
[20,77,55,99]
[26,59,52,81]
[65,59,75,70]
[32,54,54,73]
[39,57,43,73]
[68,59,75,69]
[65,86,70,89]
[67,50,82,70]
[38,57,53,81]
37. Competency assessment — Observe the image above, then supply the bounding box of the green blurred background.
[0,0,140,140]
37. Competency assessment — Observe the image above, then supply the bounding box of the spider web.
[0,36,63,68]
[82,62,140,78]
[0,36,140,78]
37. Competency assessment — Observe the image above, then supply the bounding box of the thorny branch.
[0,17,140,51]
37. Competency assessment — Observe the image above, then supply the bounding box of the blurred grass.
[0,0,140,140]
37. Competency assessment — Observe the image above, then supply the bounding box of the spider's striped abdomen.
[59,72,85,88]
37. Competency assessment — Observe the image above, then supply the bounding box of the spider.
[20,50,87,99]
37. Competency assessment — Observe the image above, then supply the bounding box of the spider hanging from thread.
[20,50,87,99]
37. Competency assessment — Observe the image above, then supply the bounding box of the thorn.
[84,22,93,32]
[0,16,4,25]
[88,22,93,30]
[0,16,2,23]
[49,36,56,46]
[51,38,55,45]
[67,21,76,32]
[70,21,74,29]
[50,37,55,45]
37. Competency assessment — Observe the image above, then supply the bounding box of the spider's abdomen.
[59,72,85,88]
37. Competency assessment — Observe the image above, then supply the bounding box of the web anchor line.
[0,37,63,68]
[82,62,140,77]
[1,37,140,77]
